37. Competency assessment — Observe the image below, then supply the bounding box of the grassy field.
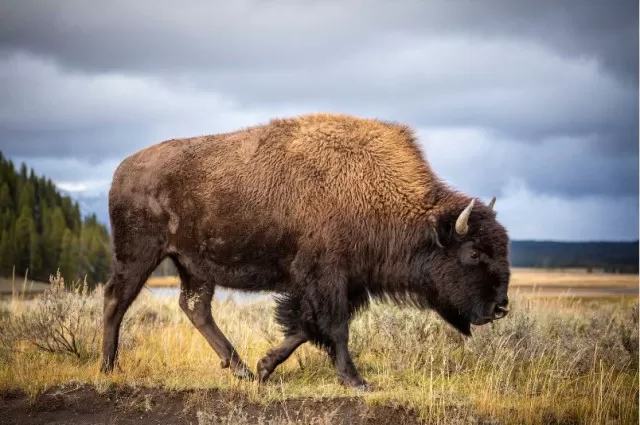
[0,271,638,424]
[508,268,639,288]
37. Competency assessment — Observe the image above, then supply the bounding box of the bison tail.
[273,292,301,337]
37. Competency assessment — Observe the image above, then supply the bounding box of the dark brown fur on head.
[101,112,511,388]
[416,195,511,335]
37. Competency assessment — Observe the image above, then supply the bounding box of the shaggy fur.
[100,113,511,389]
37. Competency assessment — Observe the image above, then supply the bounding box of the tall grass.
[0,273,637,424]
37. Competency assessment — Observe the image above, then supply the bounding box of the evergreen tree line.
[0,151,112,287]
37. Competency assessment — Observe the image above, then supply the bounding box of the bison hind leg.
[258,291,353,383]
[173,258,255,380]
[260,290,371,389]
[272,290,368,359]
[256,293,312,382]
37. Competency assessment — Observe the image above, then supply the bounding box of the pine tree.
[49,207,67,269]
[1,159,18,209]
[0,228,14,273]
[0,210,12,237]
[18,183,36,218]
[14,205,33,277]
[40,201,52,270]
[0,182,12,212]
[0,209,16,275]
[71,201,81,233]
[19,162,28,182]
[29,218,43,276]
[59,228,78,285]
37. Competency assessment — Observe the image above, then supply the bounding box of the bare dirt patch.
[0,384,427,425]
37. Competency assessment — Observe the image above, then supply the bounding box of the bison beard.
[99,113,511,391]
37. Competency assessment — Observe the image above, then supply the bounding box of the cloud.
[420,128,638,200]
[201,35,636,153]
[493,182,638,242]
[0,52,302,160]
[1,0,636,82]
[2,36,635,159]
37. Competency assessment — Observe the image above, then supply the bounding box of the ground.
[1,384,430,425]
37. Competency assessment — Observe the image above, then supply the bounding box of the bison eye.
[470,251,479,260]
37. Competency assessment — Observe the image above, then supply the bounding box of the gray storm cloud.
[1,0,636,82]
[0,0,637,240]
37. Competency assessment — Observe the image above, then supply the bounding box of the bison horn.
[488,196,496,210]
[455,199,476,235]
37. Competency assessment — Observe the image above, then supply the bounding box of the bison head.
[422,197,511,336]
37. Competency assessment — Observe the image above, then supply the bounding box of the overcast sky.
[0,0,638,241]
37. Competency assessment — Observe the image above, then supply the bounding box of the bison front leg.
[301,267,371,391]
[327,318,370,391]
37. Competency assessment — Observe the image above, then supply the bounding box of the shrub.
[620,301,639,369]
[4,271,103,360]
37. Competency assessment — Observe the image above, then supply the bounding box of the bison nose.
[492,297,509,320]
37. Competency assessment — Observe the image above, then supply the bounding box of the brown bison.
[100,113,510,390]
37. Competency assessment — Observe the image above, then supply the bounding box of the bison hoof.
[232,363,256,381]
[354,382,373,392]
[256,357,274,383]
[100,361,121,374]
[338,376,372,392]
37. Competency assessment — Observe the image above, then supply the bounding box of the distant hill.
[0,152,112,286]
[509,240,638,273]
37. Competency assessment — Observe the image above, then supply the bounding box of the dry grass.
[509,268,639,288]
[0,273,638,424]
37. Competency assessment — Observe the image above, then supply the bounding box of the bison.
[100,113,510,390]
